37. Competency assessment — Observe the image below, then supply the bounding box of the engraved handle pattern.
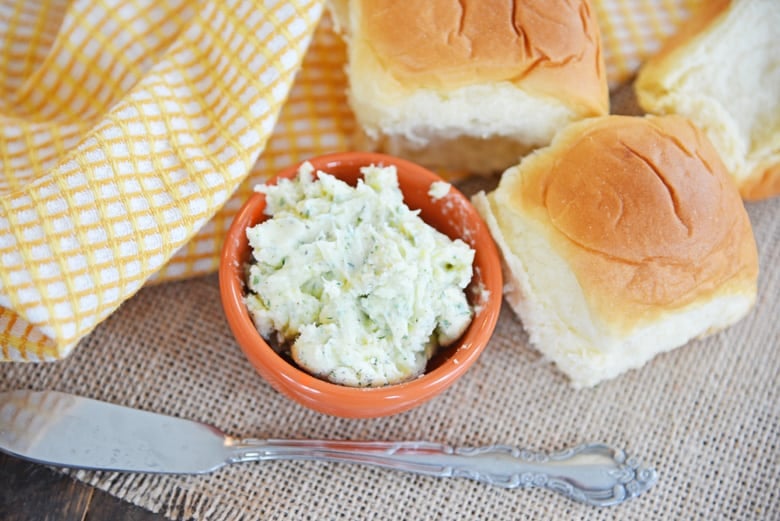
[226,440,657,507]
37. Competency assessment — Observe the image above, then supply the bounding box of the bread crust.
[513,115,757,331]
[356,0,608,117]
[329,0,609,175]
[635,0,779,200]
[353,0,609,116]
[475,115,759,386]
[741,162,780,201]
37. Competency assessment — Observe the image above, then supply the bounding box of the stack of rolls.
[329,0,764,387]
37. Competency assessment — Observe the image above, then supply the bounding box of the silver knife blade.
[0,390,230,473]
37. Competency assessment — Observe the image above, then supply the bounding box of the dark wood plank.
[85,490,167,521]
[0,453,167,521]
[0,452,92,521]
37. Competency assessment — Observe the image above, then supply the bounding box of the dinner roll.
[472,115,759,388]
[329,0,608,176]
[635,0,780,200]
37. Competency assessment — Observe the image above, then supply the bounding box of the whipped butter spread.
[428,180,451,200]
[245,162,475,387]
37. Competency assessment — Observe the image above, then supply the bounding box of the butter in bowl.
[219,152,502,418]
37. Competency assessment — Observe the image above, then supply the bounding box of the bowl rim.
[218,151,502,417]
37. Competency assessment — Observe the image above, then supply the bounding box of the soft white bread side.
[472,115,759,387]
[635,0,780,200]
[329,0,608,176]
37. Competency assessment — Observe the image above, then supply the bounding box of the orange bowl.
[219,152,502,417]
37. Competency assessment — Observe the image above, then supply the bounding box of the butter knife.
[0,390,657,507]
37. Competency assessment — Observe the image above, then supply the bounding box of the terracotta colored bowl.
[219,152,502,417]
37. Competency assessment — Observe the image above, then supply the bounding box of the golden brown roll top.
[358,0,608,117]
[329,0,609,175]
[474,114,759,386]
[516,115,757,330]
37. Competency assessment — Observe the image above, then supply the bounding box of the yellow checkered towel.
[0,0,701,361]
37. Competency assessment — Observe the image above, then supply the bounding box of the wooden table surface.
[1,453,166,520]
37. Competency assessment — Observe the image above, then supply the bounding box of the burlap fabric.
[1,101,778,518]
[3,2,779,520]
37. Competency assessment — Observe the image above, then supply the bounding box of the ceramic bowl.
[219,152,502,417]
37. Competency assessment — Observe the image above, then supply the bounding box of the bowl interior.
[219,152,502,417]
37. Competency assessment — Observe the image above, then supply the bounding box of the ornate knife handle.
[227,440,657,507]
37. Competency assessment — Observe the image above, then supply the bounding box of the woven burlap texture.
[6,1,778,520]
[0,0,701,362]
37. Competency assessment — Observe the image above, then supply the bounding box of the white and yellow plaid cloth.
[0,0,702,361]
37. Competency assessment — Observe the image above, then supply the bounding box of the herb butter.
[245,162,475,387]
